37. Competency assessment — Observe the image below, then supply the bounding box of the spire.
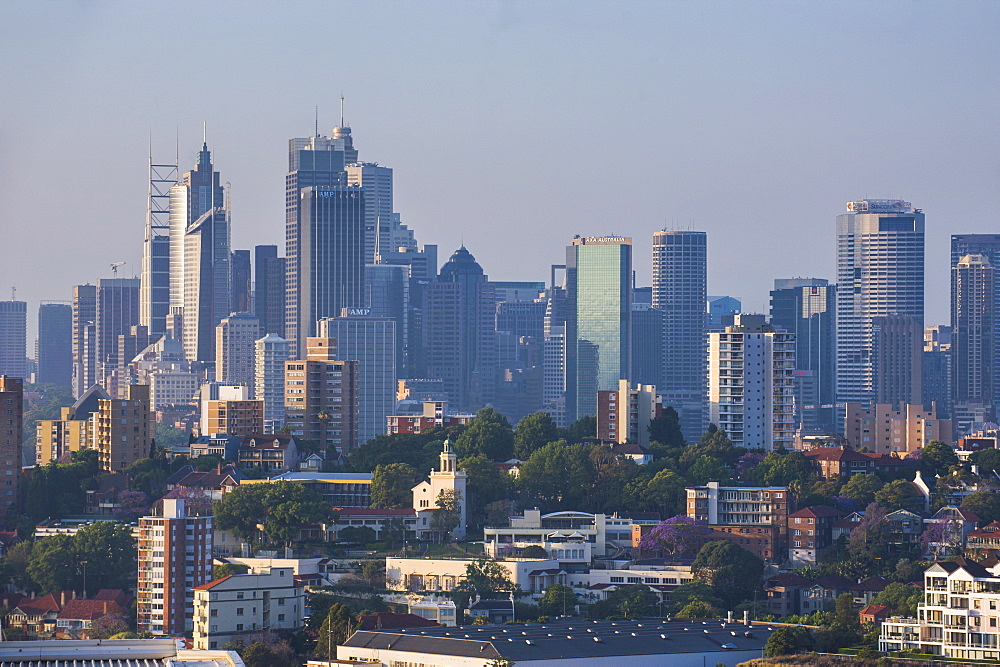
[202,121,207,149]
[315,106,319,138]
[340,93,345,127]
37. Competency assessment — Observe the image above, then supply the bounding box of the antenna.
[340,93,345,127]
[203,121,207,145]
[315,106,319,137]
[10,287,15,301]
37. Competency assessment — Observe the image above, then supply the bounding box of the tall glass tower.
[952,254,995,429]
[565,236,632,422]
[836,199,924,406]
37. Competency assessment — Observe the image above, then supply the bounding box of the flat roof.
[243,472,373,484]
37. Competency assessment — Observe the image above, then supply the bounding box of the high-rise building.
[72,284,97,397]
[542,274,568,426]
[230,250,252,315]
[708,314,795,450]
[566,236,631,422]
[0,301,27,379]
[200,399,264,438]
[139,159,178,338]
[769,278,836,432]
[346,162,392,264]
[94,384,153,472]
[630,303,664,388]
[137,498,213,635]
[0,376,23,524]
[951,254,995,430]
[597,380,662,448]
[170,142,231,363]
[318,311,396,445]
[95,278,140,389]
[284,339,359,452]
[215,312,260,390]
[836,199,924,405]
[871,315,923,406]
[652,231,706,441]
[922,325,951,419]
[951,234,1000,421]
[253,245,285,337]
[34,384,107,465]
[36,303,73,388]
[254,334,290,433]
[365,264,410,377]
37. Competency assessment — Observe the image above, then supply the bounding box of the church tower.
[411,439,468,539]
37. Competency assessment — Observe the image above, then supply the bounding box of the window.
[210,609,218,617]
[236,623,243,631]
[237,608,244,616]
[278,613,285,621]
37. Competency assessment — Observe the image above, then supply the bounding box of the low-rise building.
[788,505,843,566]
[686,482,790,561]
[407,596,458,627]
[385,399,474,435]
[800,575,854,614]
[242,472,372,507]
[483,509,644,563]
[803,445,905,479]
[386,557,561,597]
[765,573,811,617]
[192,566,306,650]
[238,434,299,473]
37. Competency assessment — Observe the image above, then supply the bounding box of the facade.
[386,557,562,597]
[253,244,285,338]
[952,254,995,430]
[229,250,251,314]
[346,162,392,265]
[0,301,27,380]
[242,472,372,507]
[788,505,844,566]
[137,498,213,635]
[200,400,264,438]
[95,278,140,390]
[71,285,98,397]
[385,399,475,435]
[94,384,153,472]
[686,482,790,561]
[284,340,359,452]
[769,278,836,432]
[214,312,260,390]
[836,199,925,405]
[871,314,924,405]
[0,376,22,522]
[317,311,396,444]
[483,509,641,562]
[924,325,952,419]
[254,333,290,433]
[34,384,107,465]
[36,302,73,388]
[237,434,299,473]
[596,380,662,447]
[652,230,707,442]
[192,566,305,650]
[411,441,468,540]
[170,142,231,363]
[802,445,905,479]
[842,402,952,454]
[708,314,795,450]
[566,236,632,422]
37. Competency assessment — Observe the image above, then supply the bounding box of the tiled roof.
[192,575,232,591]
[804,447,872,462]
[789,505,844,519]
[811,574,854,590]
[359,612,439,630]
[860,605,890,616]
[852,577,890,592]
[57,599,123,621]
[766,573,812,587]
[241,434,295,450]
[336,507,416,517]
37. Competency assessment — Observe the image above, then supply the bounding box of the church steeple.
[440,438,456,473]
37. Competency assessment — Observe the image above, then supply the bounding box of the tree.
[607,583,658,618]
[113,490,150,522]
[686,455,731,485]
[514,412,559,459]
[648,407,685,447]
[538,583,576,617]
[962,490,1000,525]
[458,454,512,523]
[920,440,959,477]
[360,560,383,587]
[88,613,130,639]
[26,534,78,592]
[313,603,353,659]
[627,468,688,517]
[764,625,814,657]
[841,474,882,506]
[338,526,377,544]
[691,540,765,608]
[668,581,725,616]
[213,562,249,579]
[214,481,336,545]
[454,408,515,460]
[676,600,719,618]
[919,518,963,559]
[154,422,188,448]
[517,440,594,509]
[972,448,1000,475]
[370,463,417,509]
[73,521,137,594]
[874,479,925,513]
[639,515,710,557]
[562,415,596,441]
[521,545,548,559]
[454,557,517,598]
[848,503,892,569]
[872,582,923,617]
[430,489,462,543]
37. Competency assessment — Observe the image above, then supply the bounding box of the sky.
[2,1,998,342]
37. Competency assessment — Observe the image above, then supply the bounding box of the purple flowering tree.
[639,515,711,557]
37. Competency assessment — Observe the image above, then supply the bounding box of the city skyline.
[3,2,999,343]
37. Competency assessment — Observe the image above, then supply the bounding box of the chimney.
[743,610,749,625]
[727,610,733,623]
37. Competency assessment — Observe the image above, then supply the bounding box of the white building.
[386,557,561,597]
[0,638,243,667]
[708,313,795,449]
[411,440,467,540]
[193,566,306,650]
[408,595,458,627]
[215,313,260,391]
[254,333,290,433]
[483,509,640,563]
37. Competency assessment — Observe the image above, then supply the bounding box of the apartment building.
[94,384,153,472]
[843,402,953,454]
[192,566,305,650]
[686,482,790,561]
[596,380,662,447]
[284,338,359,452]
[385,399,475,435]
[199,400,264,438]
[788,505,843,566]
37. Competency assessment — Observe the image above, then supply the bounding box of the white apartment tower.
[255,334,290,433]
[836,199,925,404]
[215,312,259,391]
[708,314,795,450]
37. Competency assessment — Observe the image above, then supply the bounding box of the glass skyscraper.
[565,236,632,421]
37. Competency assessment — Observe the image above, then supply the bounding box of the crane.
[110,261,126,277]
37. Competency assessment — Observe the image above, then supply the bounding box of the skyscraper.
[871,315,923,405]
[0,376,23,524]
[346,162,392,264]
[836,199,924,405]
[139,159,177,338]
[170,142,231,363]
[72,284,97,396]
[95,278,140,389]
[215,312,260,391]
[36,303,73,388]
[253,245,285,337]
[652,230,707,441]
[230,249,252,314]
[365,264,410,377]
[254,333,290,433]
[0,301,27,379]
[565,236,632,422]
[769,278,836,431]
[952,254,995,429]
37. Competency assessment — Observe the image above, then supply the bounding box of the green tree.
[648,407,685,447]
[73,521,136,594]
[626,468,688,517]
[872,582,923,617]
[537,583,576,617]
[962,490,1000,525]
[668,581,725,615]
[0,541,34,591]
[454,557,518,599]
[88,613,130,639]
[920,440,959,477]
[213,562,249,579]
[454,408,515,460]
[588,444,640,513]
[874,479,925,513]
[313,603,353,659]
[154,422,189,448]
[764,625,814,657]
[972,448,1000,475]
[842,473,882,506]
[687,455,731,485]
[26,534,78,592]
[429,489,462,543]
[337,526,377,544]
[562,414,596,441]
[513,412,559,459]
[521,545,548,558]
[676,600,719,618]
[691,540,765,608]
[214,481,336,545]
[607,583,658,618]
[517,440,594,509]
[370,463,417,508]
[459,454,512,523]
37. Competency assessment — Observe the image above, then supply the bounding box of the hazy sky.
[2,1,998,342]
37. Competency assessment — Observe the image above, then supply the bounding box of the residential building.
[214,312,259,390]
[237,434,299,473]
[842,402,952,454]
[565,236,632,422]
[837,199,925,405]
[0,301,27,380]
[192,566,305,650]
[94,384,152,472]
[686,482,790,561]
[887,509,925,546]
[385,399,475,435]
[952,254,995,431]
[765,573,812,617]
[770,278,836,432]
[411,440,467,540]
[800,574,855,614]
[242,472,372,507]
[254,333,290,432]
[137,498,213,635]
[0,376,22,522]
[36,302,73,388]
[72,285,97,397]
[55,594,128,640]
[405,599,458,627]
[200,399,264,438]
[788,505,844,566]
[596,379,662,448]
[802,445,905,479]
[708,314,795,450]
[652,230,707,442]
[483,509,643,562]
[253,244,285,338]
[284,340,359,452]
[34,384,107,465]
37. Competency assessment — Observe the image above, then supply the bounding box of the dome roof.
[439,245,484,278]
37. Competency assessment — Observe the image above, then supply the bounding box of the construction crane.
[110,261,126,277]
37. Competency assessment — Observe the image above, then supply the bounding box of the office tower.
[836,199,924,405]
[284,338,359,452]
[708,314,795,450]
[0,376,23,524]
[72,284,97,396]
[255,334,290,433]
[597,380,662,448]
[652,231,707,442]
[424,247,498,411]
[493,282,546,304]
[137,498,213,635]
[707,296,741,332]
[346,162,392,264]
[496,300,546,367]
[0,301,27,379]
[871,315,923,405]
[630,304,664,387]
[140,158,178,338]
[36,303,72,388]
[923,325,951,419]
[318,311,396,444]
[95,278,140,389]
[378,243,438,282]
[542,269,568,426]
[566,236,632,422]
[215,312,260,390]
[170,142,231,363]
[365,264,410,377]
[952,254,995,430]
[253,245,285,337]
[769,278,837,431]
[34,384,108,465]
[230,249,251,314]
[94,384,153,471]
[374,243,438,378]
